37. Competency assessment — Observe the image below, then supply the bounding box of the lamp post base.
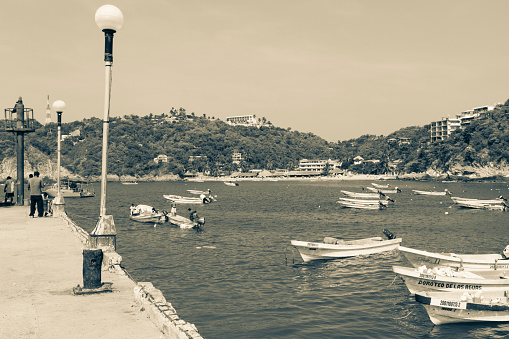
[52,195,65,217]
[90,215,117,252]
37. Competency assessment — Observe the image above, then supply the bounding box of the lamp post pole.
[91,5,123,251]
[52,100,66,208]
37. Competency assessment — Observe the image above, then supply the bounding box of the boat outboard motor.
[503,245,509,259]
[383,229,396,240]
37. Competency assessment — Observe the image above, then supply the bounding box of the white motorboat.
[163,194,213,204]
[365,186,401,194]
[415,290,509,325]
[340,190,386,199]
[451,196,506,204]
[121,181,138,185]
[455,200,508,211]
[129,204,167,223]
[412,189,449,196]
[167,214,204,229]
[224,181,239,186]
[44,180,95,198]
[398,246,509,272]
[393,265,509,295]
[291,229,402,262]
[337,198,390,206]
[371,183,391,189]
[337,201,386,210]
[187,189,211,195]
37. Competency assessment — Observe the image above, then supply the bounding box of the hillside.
[1,101,509,180]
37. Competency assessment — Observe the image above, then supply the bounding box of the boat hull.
[163,195,204,204]
[44,188,82,198]
[168,215,199,229]
[399,246,509,272]
[412,190,447,196]
[291,238,402,262]
[393,266,509,295]
[415,292,509,325]
[129,214,165,223]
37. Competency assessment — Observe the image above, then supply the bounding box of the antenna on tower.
[44,95,52,125]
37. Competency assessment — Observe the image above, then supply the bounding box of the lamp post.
[90,5,123,251]
[52,100,66,209]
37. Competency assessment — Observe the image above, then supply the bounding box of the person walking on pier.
[4,176,14,205]
[29,171,44,217]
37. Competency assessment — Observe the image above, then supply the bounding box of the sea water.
[65,179,509,338]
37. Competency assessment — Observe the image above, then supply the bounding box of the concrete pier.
[0,206,202,339]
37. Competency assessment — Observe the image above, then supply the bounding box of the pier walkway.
[0,205,165,339]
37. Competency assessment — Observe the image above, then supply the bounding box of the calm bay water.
[64,179,509,338]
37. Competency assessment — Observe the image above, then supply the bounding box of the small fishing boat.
[415,290,509,325]
[163,194,213,204]
[337,198,390,206]
[224,181,239,187]
[290,229,402,262]
[371,183,391,189]
[412,189,450,196]
[167,214,205,229]
[121,180,139,185]
[451,196,506,204]
[187,189,211,195]
[365,186,401,194]
[337,201,386,210]
[393,265,509,295]
[398,246,509,272]
[450,197,508,210]
[129,204,167,223]
[455,200,508,211]
[44,180,94,198]
[340,190,385,199]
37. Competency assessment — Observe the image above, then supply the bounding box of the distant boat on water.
[121,181,139,185]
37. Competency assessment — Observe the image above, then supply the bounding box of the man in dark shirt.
[29,171,44,217]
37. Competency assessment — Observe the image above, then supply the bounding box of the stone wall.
[58,211,203,339]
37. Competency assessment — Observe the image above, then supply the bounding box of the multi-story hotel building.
[298,159,341,172]
[430,118,461,142]
[430,105,494,142]
[226,115,258,127]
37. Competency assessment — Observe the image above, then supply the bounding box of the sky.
[2,1,509,142]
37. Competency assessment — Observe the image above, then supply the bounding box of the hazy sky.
[2,1,509,142]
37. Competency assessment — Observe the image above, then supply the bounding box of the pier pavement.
[0,205,165,339]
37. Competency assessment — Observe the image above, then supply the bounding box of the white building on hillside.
[226,115,258,127]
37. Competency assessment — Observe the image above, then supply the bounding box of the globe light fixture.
[95,5,124,32]
[52,100,66,207]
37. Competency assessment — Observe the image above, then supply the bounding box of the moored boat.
[371,183,391,189]
[224,181,239,186]
[454,200,508,211]
[129,204,167,223]
[44,180,94,198]
[163,194,213,204]
[365,186,401,194]
[412,189,449,196]
[393,265,509,295]
[340,190,386,199]
[291,229,401,262]
[398,246,509,271]
[337,197,390,206]
[415,290,509,325]
[337,201,386,210]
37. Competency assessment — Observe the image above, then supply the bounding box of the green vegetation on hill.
[1,101,509,179]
